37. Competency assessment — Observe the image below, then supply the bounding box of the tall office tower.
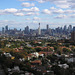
[24,26,29,34]
[56,27,60,33]
[46,24,50,34]
[2,27,5,34]
[60,27,63,33]
[64,25,67,31]
[71,26,75,41]
[38,23,41,35]
[47,24,49,30]
[68,25,72,32]
[20,29,21,31]
[71,32,75,41]
[73,26,75,31]
[5,25,8,31]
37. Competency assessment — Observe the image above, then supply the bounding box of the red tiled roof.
[31,60,41,64]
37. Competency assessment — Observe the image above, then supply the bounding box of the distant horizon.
[0,24,75,31]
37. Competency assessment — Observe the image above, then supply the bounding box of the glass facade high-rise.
[2,27,5,34]
[47,24,49,30]
[24,26,30,34]
[71,26,75,41]
[5,25,8,31]
[73,26,75,31]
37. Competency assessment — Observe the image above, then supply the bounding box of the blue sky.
[0,0,75,30]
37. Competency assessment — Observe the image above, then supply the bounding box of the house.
[6,44,11,47]
[12,66,20,72]
[38,52,44,57]
[66,58,75,63]
[44,70,54,75]
[3,52,12,57]
[27,55,32,60]
[31,52,39,58]
[58,64,69,69]
[31,60,42,65]
[8,66,20,75]
[27,52,40,60]
[25,71,34,75]
[39,51,52,57]
[19,58,25,61]
[27,54,36,60]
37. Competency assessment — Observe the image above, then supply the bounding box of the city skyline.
[0,0,75,29]
[1,24,74,30]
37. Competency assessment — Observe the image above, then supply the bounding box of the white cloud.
[0,7,39,16]
[53,9,64,14]
[19,0,75,9]
[22,2,35,7]
[56,5,69,9]
[32,21,38,23]
[68,0,75,8]
[38,0,45,3]
[22,8,32,12]
[14,13,25,16]
[42,9,51,15]
[33,17,40,20]
[50,7,64,14]
[42,8,64,15]
[55,14,75,19]
[55,14,67,19]
[0,8,18,15]
[0,10,6,15]
[38,0,70,8]
[64,10,75,14]
[50,7,57,10]
[25,12,34,16]
[22,7,39,12]
[4,8,18,13]
[25,12,39,16]
[42,7,75,15]
[25,18,31,20]
[69,14,75,18]
[53,0,70,8]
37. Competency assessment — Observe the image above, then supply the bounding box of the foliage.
[11,72,20,75]
[35,47,42,52]
[63,48,71,54]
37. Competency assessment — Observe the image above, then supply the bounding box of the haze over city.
[0,0,75,29]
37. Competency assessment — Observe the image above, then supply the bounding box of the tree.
[51,65,61,75]
[1,47,13,53]
[4,58,14,68]
[63,48,70,54]
[11,72,20,75]
[35,47,42,52]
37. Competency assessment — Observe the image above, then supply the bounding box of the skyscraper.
[68,25,72,32]
[24,26,30,34]
[71,31,75,41]
[64,25,67,31]
[73,26,75,31]
[71,26,75,41]
[46,24,51,35]
[2,27,5,34]
[47,24,49,30]
[38,23,41,35]
[5,25,8,31]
